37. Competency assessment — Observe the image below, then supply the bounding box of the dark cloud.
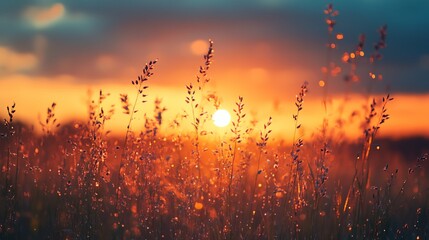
[1,0,428,94]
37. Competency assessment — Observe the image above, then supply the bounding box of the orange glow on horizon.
[1,75,429,140]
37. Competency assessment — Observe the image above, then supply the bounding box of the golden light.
[212,109,231,127]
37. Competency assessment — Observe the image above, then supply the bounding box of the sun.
[212,109,231,127]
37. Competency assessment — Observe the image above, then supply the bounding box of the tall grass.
[1,4,428,240]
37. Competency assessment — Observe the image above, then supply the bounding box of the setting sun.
[212,109,231,127]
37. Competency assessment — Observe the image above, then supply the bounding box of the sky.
[1,0,429,138]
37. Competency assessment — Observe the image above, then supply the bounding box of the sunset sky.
[1,0,428,138]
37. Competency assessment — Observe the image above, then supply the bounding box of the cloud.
[23,3,66,28]
[0,46,38,73]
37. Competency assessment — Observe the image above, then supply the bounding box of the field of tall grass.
[1,4,428,240]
